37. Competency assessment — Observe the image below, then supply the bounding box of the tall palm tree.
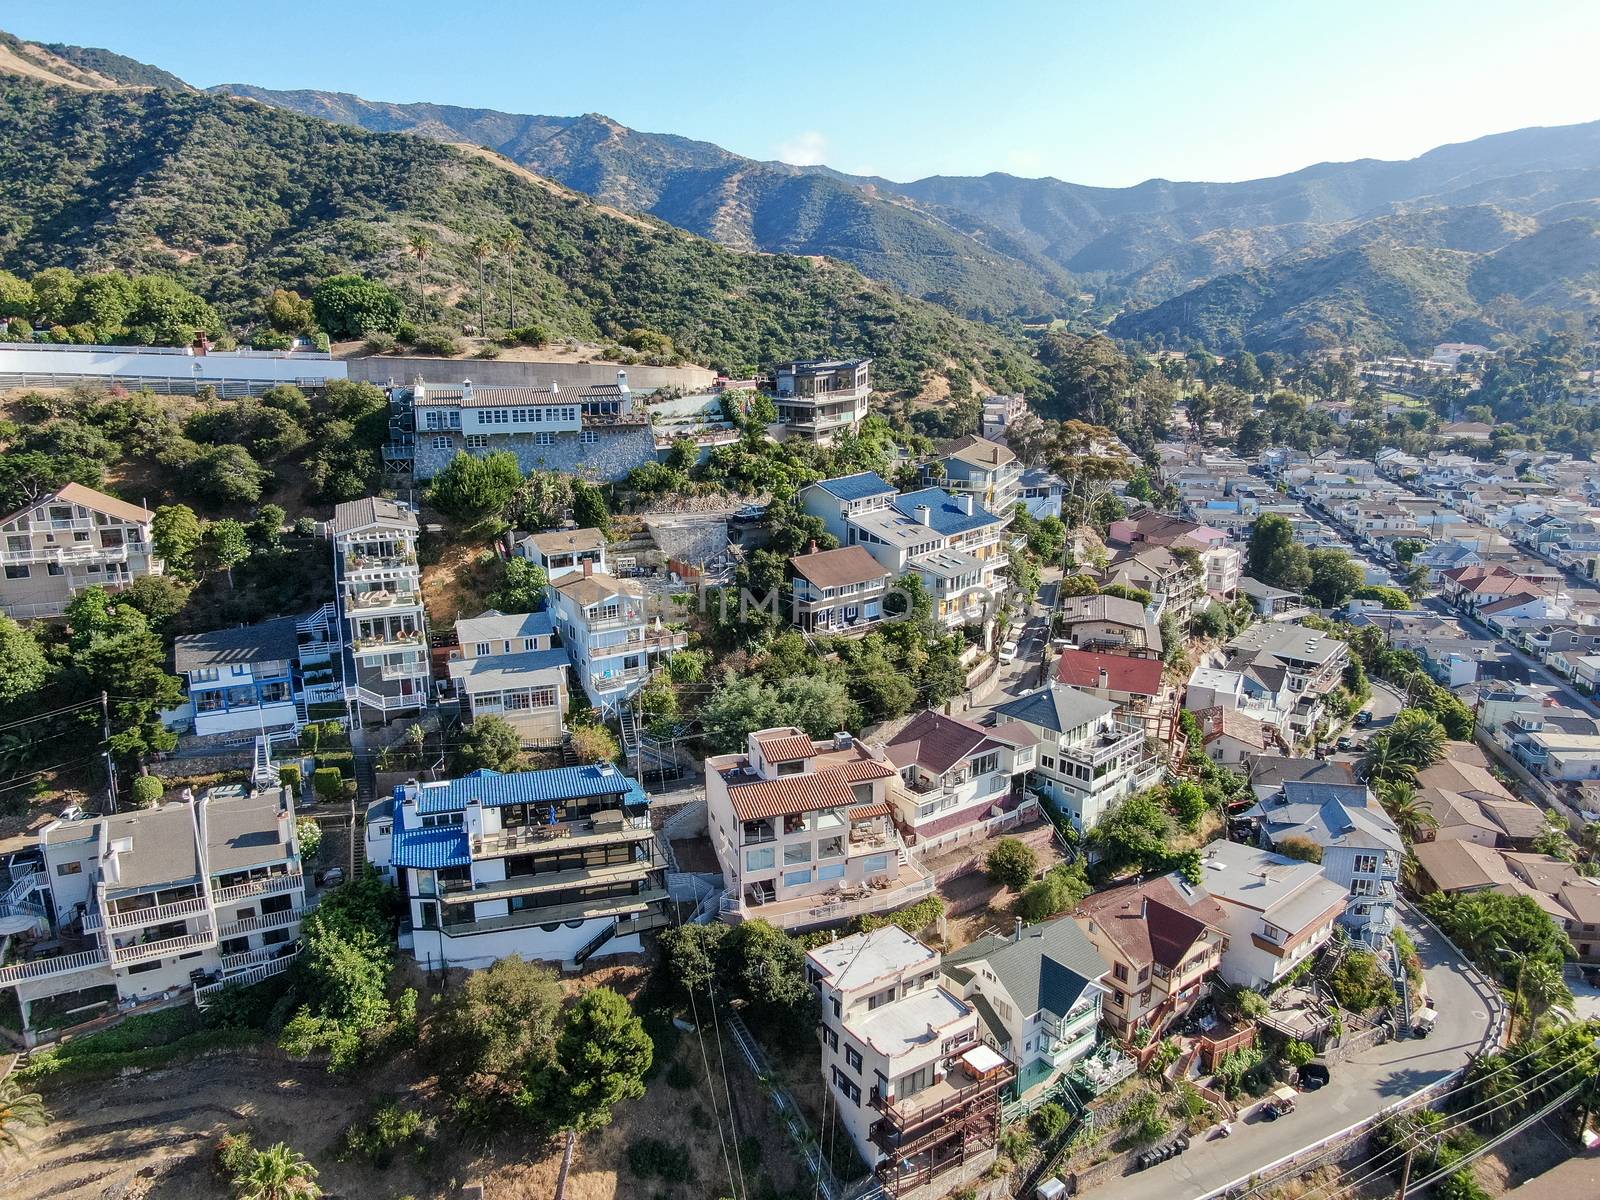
[406,231,433,318]
[1359,735,1415,787]
[1385,709,1447,773]
[0,1078,49,1154]
[1377,780,1438,844]
[470,236,495,335]
[497,227,523,329]
[234,1143,322,1200]
[1517,959,1575,1033]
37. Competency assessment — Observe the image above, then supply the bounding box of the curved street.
[1087,910,1501,1200]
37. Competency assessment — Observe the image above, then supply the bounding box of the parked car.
[1580,809,1600,823]
[1336,736,1355,752]
[1299,1060,1331,1090]
[1354,711,1373,728]
[999,641,1019,664]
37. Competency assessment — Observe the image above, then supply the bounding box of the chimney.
[808,539,818,554]
[991,445,1000,464]
[959,494,975,516]
[583,559,593,578]
[1097,667,1110,690]
[1015,916,1024,942]
[550,378,560,396]
[462,379,474,403]
[617,369,630,393]
[1140,895,1148,919]
[412,375,427,404]
[915,504,932,526]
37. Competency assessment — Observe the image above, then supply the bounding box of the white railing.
[221,907,307,937]
[103,895,211,930]
[0,947,108,985]
[736,873,937,931]
[112,927,216,966]
[221,944,297,972]
[0,542,130,566]
[351,687,426,713]
[213,871,303,904]
[195,950,300,1008]
[1,868,41,908]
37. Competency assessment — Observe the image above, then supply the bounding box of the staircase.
[1390,940,1413,1037]
[567,918,619,969]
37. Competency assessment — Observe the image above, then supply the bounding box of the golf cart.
[1260,1086,1298,1120]
[1412,1007,1439,1038]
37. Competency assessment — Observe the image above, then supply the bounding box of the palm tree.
[1517,959,1575,1034]
[1385,709,1447,773]
[470,236,495,335]
[406,231,433,318]
[1377,780,1438,844]
[0,1078,49,1154]
[1359,735,1415,787]
[497,227,523,329]
[234,1142,322,1200]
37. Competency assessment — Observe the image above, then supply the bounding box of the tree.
[471,236,495,333]
[486,556,549,613]
[1329,949,1397,1012]
[1377,780,1438,844]
[1305,547,1366,609]
[427,450,523,521]
[569,724,620,764]
[121,574,193,632]
[405,231,433,313]
[498,227,524,327]
[1018,861,1091,922]
[263,289,317,336]
[1276,835,1323,864]
[202,519,252,587]
[129,774,164,807]
[151,503,204,578]
[60,588,182,764]
[571,481,612,536]
[427,956,562,1088]
[1246,513,1311,591]
[460,716,523,773]
[1385,709,1448,773]
[190,444,270,506]
[232,1142,323,1200]
[0,1077,48,1154]
[539,988,652,1133]
[0,615,48,707]
[1165,781,1207,831]
[986,837,1038,891]
[311,275,402,340]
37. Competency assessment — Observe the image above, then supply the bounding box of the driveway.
[1087,912,1500,1200]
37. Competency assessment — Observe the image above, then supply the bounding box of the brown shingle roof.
[788,546,892,590]
[1075,876,1224,969]
[1,482,153,528]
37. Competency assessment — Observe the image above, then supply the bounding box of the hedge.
[316,750,355,778]
[854,894,945,935]
[313,767,347,804]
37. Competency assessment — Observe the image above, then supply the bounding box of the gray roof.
[446,648,570,692]
[100,805,202,895]
[331,496,417,535]
[1225,622,1345,668]
[206,789,293,874]
[1245,754,1356,791]
[174,616,301,674]
[455,610,555,645]
[943,915,1109,1020]
[991,684,1119,736]
[1244,782,1402,853]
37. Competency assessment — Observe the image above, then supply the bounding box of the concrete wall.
[412,424,656,482]
[349,355,715,391]
[0,343,346,385]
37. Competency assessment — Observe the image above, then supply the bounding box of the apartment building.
[1241,780,1402,947]
[787,545,894,636]
[805,926,1013,1195]
[546,564,686,713]
[981,392,1028,443]
[174,617,302,738]
[330,497,431,722]
[406,375,656,482]
[705,728,929,930]
[513,527,608,581]
[373,764,666,969]
[931,435,1021,518]
[1054,649,1169,742]
[0,786,309,1043]
[881,710,1037,848]
[446,610,569,745]
[1220,623,1350,740]
[1195,841,1348,990]
[942,916,1110,1100]
[773,358,872,443]
[800,472,899,544]
[0,482,162,620]
[1072,875,1226,1039]
[990,685,1164,832]
[1103,546,1203,623]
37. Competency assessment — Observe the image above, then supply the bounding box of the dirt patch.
[670,834,720,874]
[420,535,502,631]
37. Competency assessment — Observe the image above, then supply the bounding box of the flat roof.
[847,984,970,1059]
[806,926,935,992]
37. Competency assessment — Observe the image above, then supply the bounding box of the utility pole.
[100,690,118,815]
[1396,1141,1414,1200]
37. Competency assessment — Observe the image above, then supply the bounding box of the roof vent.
[834,732,854,750]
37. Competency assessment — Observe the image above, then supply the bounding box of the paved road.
[1088,912,1499,1200]
[1419,596,1600,719]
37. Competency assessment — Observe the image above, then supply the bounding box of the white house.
[1195,841,1349,990]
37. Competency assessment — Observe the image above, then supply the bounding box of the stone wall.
[349,356,715,391]
[412,423,656,482]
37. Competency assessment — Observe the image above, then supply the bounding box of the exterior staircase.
[1390,940,1413,1037]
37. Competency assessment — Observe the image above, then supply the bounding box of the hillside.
[0,77,1038,394]
[209,89,1079,319]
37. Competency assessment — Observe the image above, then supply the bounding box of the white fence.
[0,343,347,392]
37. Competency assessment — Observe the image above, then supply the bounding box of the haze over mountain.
[8,29,1600,356]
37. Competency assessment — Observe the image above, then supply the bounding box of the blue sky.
[11,1,1599,187]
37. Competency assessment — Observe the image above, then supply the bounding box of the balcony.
[351,632,425,657]
[220,907,309,937]
[1062,722,1147,769]
[585,611,644,633]
[112,926,217,967]
[590,667,647,691]
[103,895,210,931]
[213,871,304,905]
[473,814,654,858]
[0,541,132,566]
[349,589,422,612]
[221,944,299,973]
[0,947,108,985]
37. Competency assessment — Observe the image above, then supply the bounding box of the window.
[783,867,811,887]
[863,853,890,874]
[821,1025,838,1051]
[745,847,775,872]
[830,1067,861,1106]
[580,430,598,445]
[784,843,812,865]
[3,564,29,579]
[127,960,165,975]
[474,642,491,657]
[431,436,452,449]
[818,862,846,881]
[55,860,83,876]
[845,1044,862,1072]
[465,434,490,450]
[534,432,556,447]
[1354,853,1380,874]
[1113,962,1128,982]
[1262,922,1284,942]
[46,562,63,576]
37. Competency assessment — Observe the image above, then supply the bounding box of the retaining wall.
[348,355,715,391]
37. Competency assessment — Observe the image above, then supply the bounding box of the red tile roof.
[754,733,818,763]
[726,758,894,822]
[1055,649,1164,697]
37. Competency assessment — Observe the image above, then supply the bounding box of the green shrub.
[985,836,1038,890]
[313,767,346,804]
[341,1101,428,1167]
[413,328,462,357]
[129,774,164,807]
[627,1137,692,1183]
[1031,1101,1071,1142]
[278,764,302,792]
[854,893,945,935]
